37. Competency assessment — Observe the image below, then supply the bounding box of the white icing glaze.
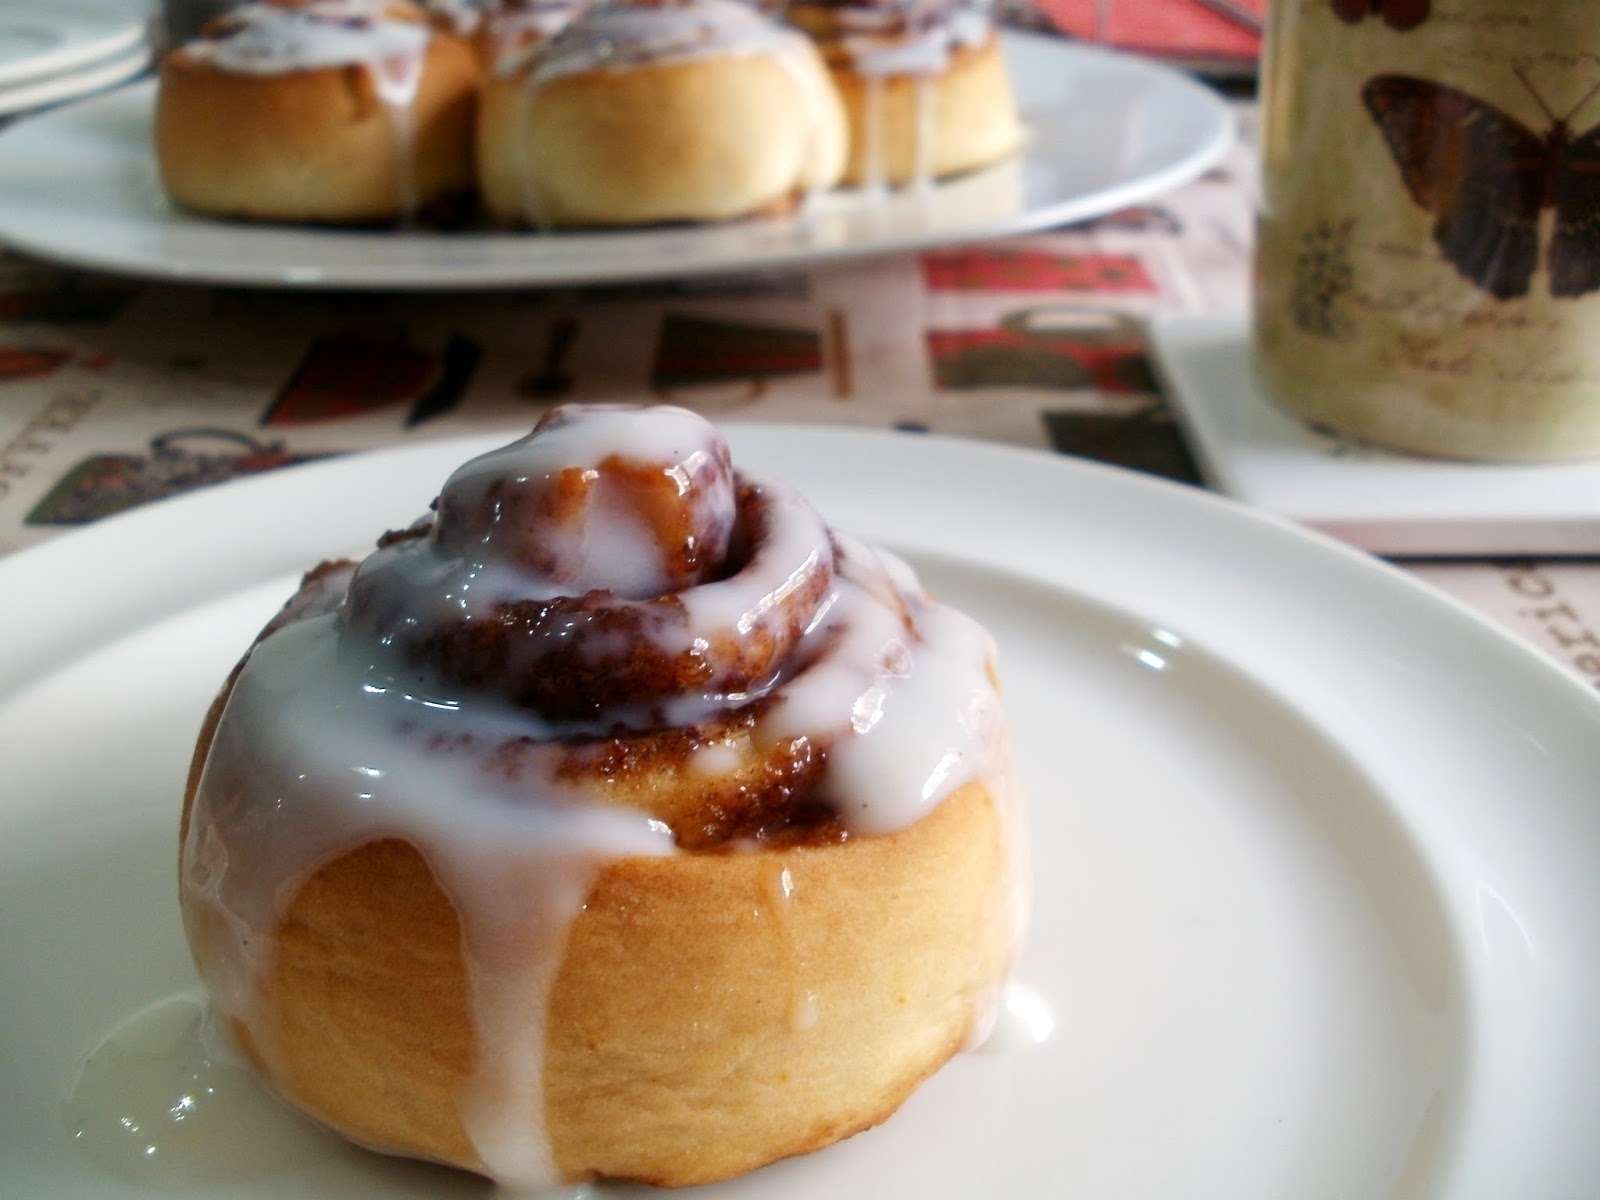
[756,535,1005,835]
[817,0,991,78]
[181,403,1015,1189]
[910,70,936,190]
[427,0,590,73]
[186,612,677,1188]
[508,80,550,227]
[972,980,1055,1054]
[369,50,429,215]
[430,403,737,599]
[487,3,589,71]
[857,73,890,194]
[527,0,808,84]
[180,1,432,74]
[65,993,344,1188]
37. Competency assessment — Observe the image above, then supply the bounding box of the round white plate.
[0,41,150,117]
[0,33,1232,289]
[0,0,148,89]
[3,426,1598,1199]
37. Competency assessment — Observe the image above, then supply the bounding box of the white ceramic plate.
[0,0,147,89]
[0,41,150,117]
[3,426,1599,1199]
[0,33,1232,289]
[1151,312,1600,556]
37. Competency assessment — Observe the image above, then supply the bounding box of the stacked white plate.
[0,0,151,119]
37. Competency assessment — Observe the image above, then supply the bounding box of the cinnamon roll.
[786,0,1020,189]
[180,404,1026,1189]
[476,0,848,227]
[154,0,481,225]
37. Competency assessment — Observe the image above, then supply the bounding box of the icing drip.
[860,74,888,194]
[368,49,429,217]
[486,2,590,70]
[182,403,1009,1188]
[425,0,591,73]
[182,1,432,74]
[526,0,810,84]
[910,73,936,192]
[791,0,997,190]
[802,0,992,77]
[509,81,549,228]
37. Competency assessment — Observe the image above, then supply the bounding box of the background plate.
[0,0,147,89]
[2,427,1599,1199]
[0,33,1233,289]
[0,42,150,117]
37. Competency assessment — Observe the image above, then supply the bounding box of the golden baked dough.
[185,777,1010,1185]
[476,0,847,227]
[154,1,481,225]
[787,1,1021,187]
[833,34,1020,186]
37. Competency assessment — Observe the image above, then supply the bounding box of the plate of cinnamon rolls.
[0,0,1233,287]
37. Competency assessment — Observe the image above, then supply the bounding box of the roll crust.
[837,34,1019,186]
[477,41,847,227]
[183,679,1013,1186]
[785,2,1021,188]
[189,780,1009,1186]
[154,24,481,224]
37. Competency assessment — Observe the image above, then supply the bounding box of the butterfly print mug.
[1253,1,1600,460]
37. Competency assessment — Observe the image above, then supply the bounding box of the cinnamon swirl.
[180,404,1026,1188]
[154,0,481,225]
[476,0,848,227]
[786,0,1020,189]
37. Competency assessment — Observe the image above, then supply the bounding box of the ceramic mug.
[1253,0,1600,460]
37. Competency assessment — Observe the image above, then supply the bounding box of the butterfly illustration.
[1362,71,1600,300]
[1330,0,1428,31]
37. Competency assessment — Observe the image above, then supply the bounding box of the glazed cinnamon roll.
[154,0,480,225]
[476,0,848,227]
[786,0,1020,188]
[180,404,1026,1189]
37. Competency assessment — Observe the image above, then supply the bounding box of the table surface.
[0,27,1596,700]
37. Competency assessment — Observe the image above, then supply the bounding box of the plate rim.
[0,31,1235,289]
